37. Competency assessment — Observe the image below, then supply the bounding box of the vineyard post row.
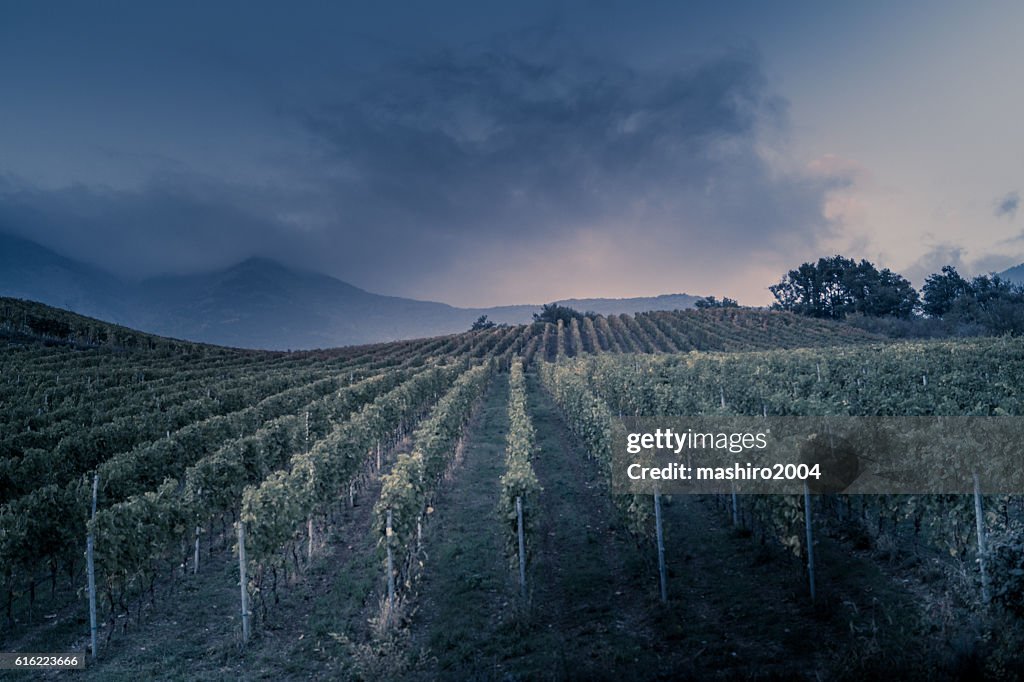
[500,360,540,598]
[80,364,455,654]
[541,355,822,603]
[240,361,489,637]
[573,344,1024,608]
[1,365,404,628]
[0,306,915,643]
[371,362,492,627]
[536,360,658,596]
[1,335,472,631]
[2,345,409,512]
[3,362,354,505]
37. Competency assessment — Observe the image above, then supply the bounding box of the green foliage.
[770,255,919,319]
[694,296,740,309]
[8,296,1021,635]
[90,480,187,589]
[373,364,492,579]
[924,269,1024,334]
[75,365,455,609]
[0,368,408,591]
[538,359,651,537]
[470,315,496,331]
[499,361,540,568]
[986,523,1024,615]
[244,364,467,567]
[533,303,585,326]
[1,296,204,351]
[26,315,72,338]
[922,266,971,318]
[574,339,1024,561]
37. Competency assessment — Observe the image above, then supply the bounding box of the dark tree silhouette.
[922,266,970,318]
[533,303,584,325]
[694,296,740,309]
[470,315,496,331]
[770,256,918,319]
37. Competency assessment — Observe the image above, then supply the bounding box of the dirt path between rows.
[408,370,939,680]
[403,373,516,679]
[406,373,663,680]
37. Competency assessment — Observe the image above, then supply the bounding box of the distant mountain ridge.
[0,233,700,349]
[998,263,1024,286]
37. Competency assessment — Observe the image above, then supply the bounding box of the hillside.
[0,296,884,359]
[3,310,1023,680]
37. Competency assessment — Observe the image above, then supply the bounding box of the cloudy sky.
[1,0,1021,306]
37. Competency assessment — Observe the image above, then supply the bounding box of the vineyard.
[2,297,1023,680]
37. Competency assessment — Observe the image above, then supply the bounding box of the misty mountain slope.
[137,257,483,348]
[0,233,135,324]
[0,233,700,349]
[998,263,1024,285]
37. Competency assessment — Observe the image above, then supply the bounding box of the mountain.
[0,233,133,323]
[137,258,493,348]
[530,294,701,317]
[998,263,1024,286]
[0,233,700,349]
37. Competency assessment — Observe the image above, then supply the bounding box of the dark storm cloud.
[995,191,1019,219]
[0,38,842,300]
[301,44,837,266]
[0,174,308,278]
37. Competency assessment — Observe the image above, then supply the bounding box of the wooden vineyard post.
[237,521,250,643]
[194,527,201,575]
[385,503,397,622]
[973,472,990,605]
[803,482,816,602]
[730,482,739,528]
[87,473,98,660]
[654,492,667,603]
[516,496,526,598]
[193,488,202,575]
[307,517,314,560]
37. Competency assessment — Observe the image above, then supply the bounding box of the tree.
[470,315,496,331]
[849,266,919,318]
[769,255,858,319]
[533,304,584,325]
[953,275,1024,334]
[770,255,918,319]
[920,267,1024,334]
[922,266,970,318]
[694,296,740,309]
